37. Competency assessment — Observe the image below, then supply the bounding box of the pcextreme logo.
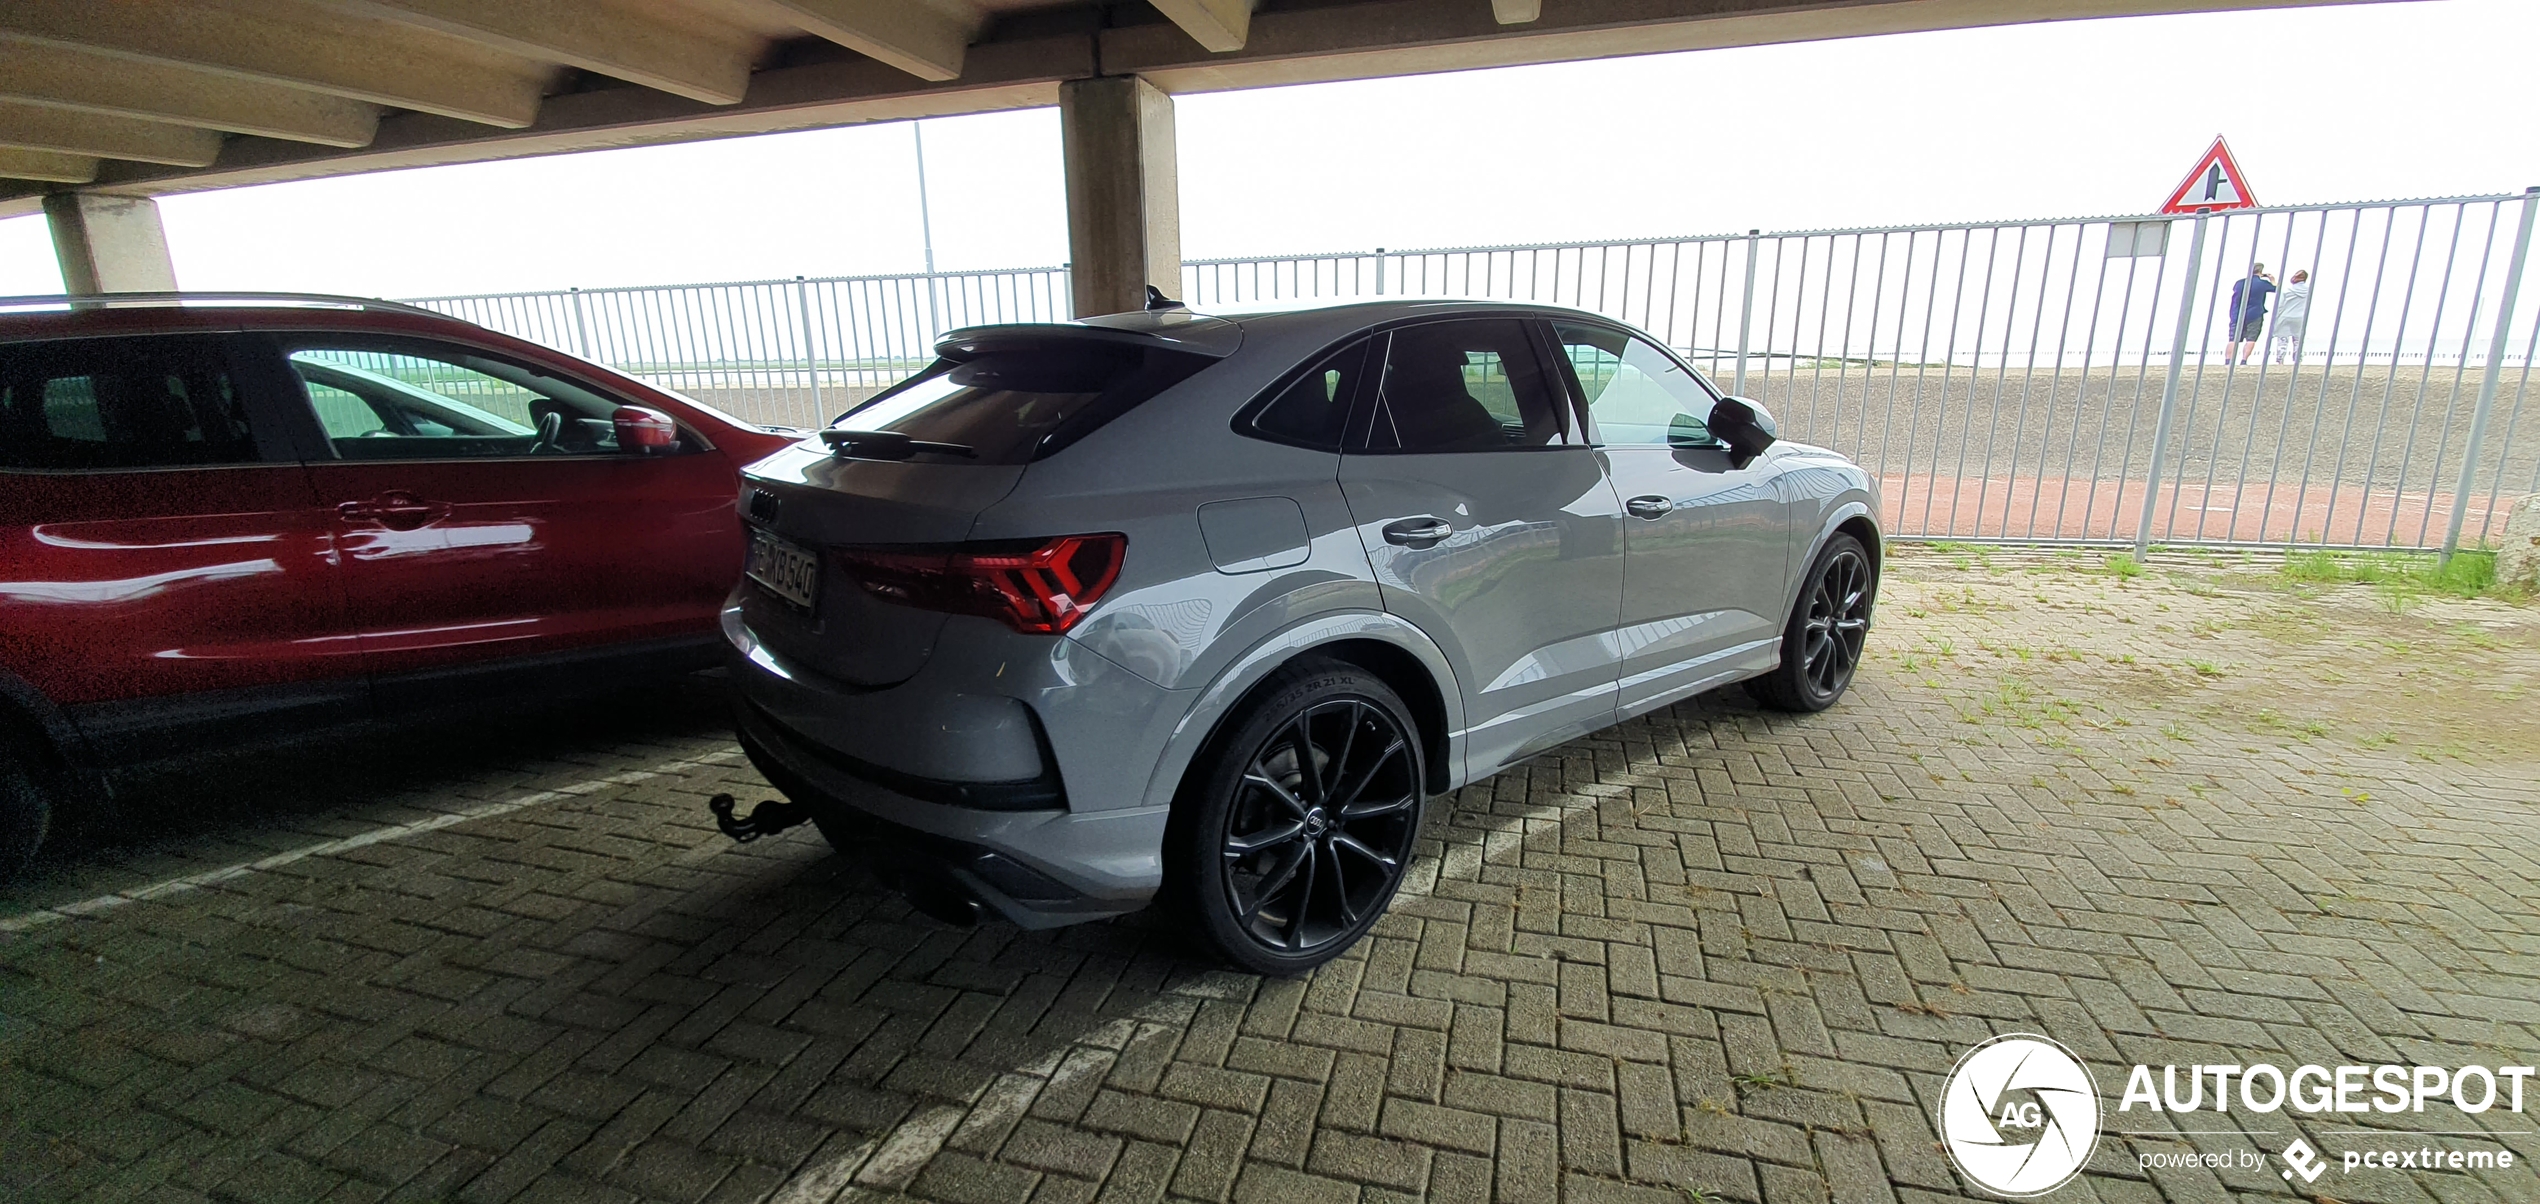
[1938,1034,2103,1197]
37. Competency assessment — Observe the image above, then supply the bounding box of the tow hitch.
[708,793,811,843]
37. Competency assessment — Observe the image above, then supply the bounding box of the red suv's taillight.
[836,533,1127,635]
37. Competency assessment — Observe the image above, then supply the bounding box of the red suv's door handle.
[337,491,451,531]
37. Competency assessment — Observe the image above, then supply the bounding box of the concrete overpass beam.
[1060,75,1180,319]
[765,0,982,84]
[1151,0,1256,52]
[43,193,176,294]
[0,149,97,184]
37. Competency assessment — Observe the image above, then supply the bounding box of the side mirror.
[612,405,681,454]
[1709,396,1778,466]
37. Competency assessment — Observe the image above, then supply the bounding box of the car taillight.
[836,533,1126,635]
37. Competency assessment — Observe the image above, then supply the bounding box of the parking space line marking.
[0,749,746,935]
[768,1134,878,1204]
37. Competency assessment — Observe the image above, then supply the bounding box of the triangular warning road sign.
[2160,136,2259,214]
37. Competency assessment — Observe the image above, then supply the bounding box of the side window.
[303,377,390,439]
[1363,319,1569,453]
[0,336,261,471]
[1247,339,1369,450]
[283,340,672,461]
[1552,322,1719,447]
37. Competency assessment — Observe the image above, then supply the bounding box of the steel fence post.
[794,275,824,419]
[1734,228,1760,397]
[2136,208,2212,561]
[2442,185,2539,564]
[568,287,594,360]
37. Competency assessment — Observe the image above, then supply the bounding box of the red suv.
[0,295,798,874]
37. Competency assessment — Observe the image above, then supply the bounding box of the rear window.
[0,335,260,471]
[834,343,1211,464]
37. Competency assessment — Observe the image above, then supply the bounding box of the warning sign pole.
[2138,206,2213,559]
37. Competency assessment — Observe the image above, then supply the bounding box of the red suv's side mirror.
[612,405,681,454]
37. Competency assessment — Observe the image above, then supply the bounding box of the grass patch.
[2279,549,2520,603]
[1925,540,1993,571]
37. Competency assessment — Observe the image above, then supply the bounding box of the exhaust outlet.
[877,861,984,927]
[903,879,985,927]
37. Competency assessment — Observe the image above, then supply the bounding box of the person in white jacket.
[2270,270,2312,365]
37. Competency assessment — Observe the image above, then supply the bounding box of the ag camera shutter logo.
[1940,1034,2103,1196]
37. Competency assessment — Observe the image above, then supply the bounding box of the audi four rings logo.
[1939,1034,2103,1196]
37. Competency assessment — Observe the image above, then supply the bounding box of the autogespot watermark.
[1936,1037,2533,1197]
[1940,1035,2103,1196]
[2117,1062,2537,1116]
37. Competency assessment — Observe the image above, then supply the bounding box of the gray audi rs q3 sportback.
[725,299,1880,973]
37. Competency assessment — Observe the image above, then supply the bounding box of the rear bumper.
[724,601,1179,928]
[734,697,1167,928]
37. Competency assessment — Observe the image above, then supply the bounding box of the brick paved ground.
[4,549,2537,1204]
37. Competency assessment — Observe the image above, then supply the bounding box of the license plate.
[746,529,820,610]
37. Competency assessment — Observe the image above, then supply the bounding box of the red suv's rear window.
[0,336,259,471]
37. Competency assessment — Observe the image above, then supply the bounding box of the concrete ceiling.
[0,0,2396,218]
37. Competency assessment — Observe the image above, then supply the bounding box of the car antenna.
[1144,285,1186,312]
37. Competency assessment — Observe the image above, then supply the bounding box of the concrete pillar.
[43,194,178,295]
[1060,76,1180,318]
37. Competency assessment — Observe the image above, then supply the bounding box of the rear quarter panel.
[973,356,1384,697]
[965,351,1403,816]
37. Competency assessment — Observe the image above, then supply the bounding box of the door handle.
[1626,495,1675,519]
[338,491,452,531]
[1381,517,1453,548]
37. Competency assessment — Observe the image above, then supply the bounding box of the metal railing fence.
[408,189,2540,554]
[409,267,1070,432]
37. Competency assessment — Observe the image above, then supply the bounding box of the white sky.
[0,0,2532,299]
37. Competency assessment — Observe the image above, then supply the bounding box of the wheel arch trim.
[0,668,90,768]
[1139,610,1466,813]
[0,665,105,814]
[1783,499,1882,621]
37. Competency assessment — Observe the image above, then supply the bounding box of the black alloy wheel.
[1799,544,1873,693]
[1176,660,1424,974]
[1748,533,1875,713]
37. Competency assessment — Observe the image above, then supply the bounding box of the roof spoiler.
[934,318,1241,362]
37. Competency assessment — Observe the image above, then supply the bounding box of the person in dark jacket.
[2228,264,2276,365]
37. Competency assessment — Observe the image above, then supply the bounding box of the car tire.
[0,737,51,883]
[1171,658,1426,976]
[1746,533,1875,714]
